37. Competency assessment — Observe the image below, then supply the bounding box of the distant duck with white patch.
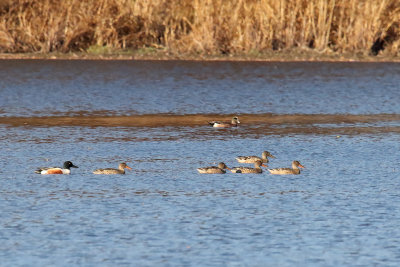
[208,116,240,128]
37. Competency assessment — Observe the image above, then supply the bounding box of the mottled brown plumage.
[236,151,275,163]
[230,160,267,174]
[93,163,132,174]
[268,161,305,175]
[197,162,230,174]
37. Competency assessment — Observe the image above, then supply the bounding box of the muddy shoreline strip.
[1,114,399,127]
[1,53,399,63]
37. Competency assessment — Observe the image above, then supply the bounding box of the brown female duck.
[236,151,275,164]
[268,161,305,175]
[93,162,132,174]
[197,162,230,174]
[230,160,267,174]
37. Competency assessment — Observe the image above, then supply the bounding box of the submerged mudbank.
[1,113,399,127]
[1,113,399,136]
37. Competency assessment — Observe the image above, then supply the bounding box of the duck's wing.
[231,166,251,172]
[197,166,225,174]
[93,167,118,172]
[230,167,242,173]
[35,166,59,173]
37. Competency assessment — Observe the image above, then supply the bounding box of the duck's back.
[36,167,70,175]
[231,167,262,174]
[268,168,300,175]
[197,167,225,174]
[236,156,264,163]
[93,168,124,174]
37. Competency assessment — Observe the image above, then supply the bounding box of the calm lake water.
[0,60,400,266]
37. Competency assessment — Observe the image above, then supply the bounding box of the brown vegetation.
[0,0,399,58]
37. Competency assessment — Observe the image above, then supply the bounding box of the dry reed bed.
[0,0,399,57]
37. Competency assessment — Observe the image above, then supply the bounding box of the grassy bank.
[0,0,399,60]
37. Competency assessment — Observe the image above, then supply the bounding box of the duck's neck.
[291,164,300,174]
[254,164,262,169]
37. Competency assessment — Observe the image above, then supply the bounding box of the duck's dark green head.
[63,161,78,169]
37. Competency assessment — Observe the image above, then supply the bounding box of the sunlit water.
[0,60,400,266]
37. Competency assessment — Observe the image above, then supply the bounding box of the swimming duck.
[197,162,230,174]
[93,162,132,174]
[35,161,78,175]
[236,151,275,164]
[268,161,305,175]
[208,116,240,128]
[230,160,267,174]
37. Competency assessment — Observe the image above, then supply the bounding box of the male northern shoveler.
[35,161,78,175]
[230,160,267,174]
[236,151,275,164]
[93,162,132,174]
[208,116,240,128]
[268,161,305,175]
[197,162,230,174]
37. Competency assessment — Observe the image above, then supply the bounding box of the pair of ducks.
[197,151,305,175]
[35,161,132,175]
[208,116,240,128]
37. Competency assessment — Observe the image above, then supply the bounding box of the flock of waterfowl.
[197,151,305,175]
[34,116,304,175]
[199,116,306,175]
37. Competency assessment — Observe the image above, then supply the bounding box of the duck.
[35,161,78,175]
[236,151,275,164]
[208,116,240,128]
[267,161,305,175]
[230,160,267,174]
[93,162,132,174]
[197,162,230,174]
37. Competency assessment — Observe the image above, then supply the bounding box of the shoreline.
[1,50,400,62]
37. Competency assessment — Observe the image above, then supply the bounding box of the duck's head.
[119,163,133,170]
[218,162,230,170]
[293,161,305,168]
[63,161,78,169]
[232,117,240,124]
[262,151,275,158]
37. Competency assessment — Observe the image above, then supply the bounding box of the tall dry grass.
[0,0,399,56]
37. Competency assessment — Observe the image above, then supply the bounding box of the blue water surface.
[0,60,400,116]
[0,61,400,266]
